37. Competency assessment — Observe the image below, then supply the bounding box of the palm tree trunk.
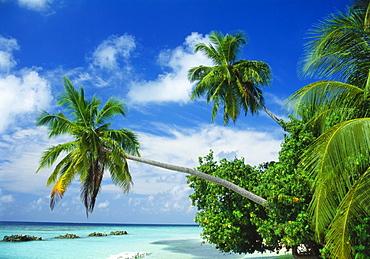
[255,98,284,127]
[125,154,268,207]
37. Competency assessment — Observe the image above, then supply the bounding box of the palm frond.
[96,97,126,126]
[103,129,140,156]
[80,159,104,216]
[236,60,272,87]
[285,81,365,122]
[221,31,247,64]
[50,165,77,210]
[46,153,72,186]
[194,42,221,65]
[50,179,66,211]
[302,118,370,241]
[324,168,370,259]
[37,111,75,137]
[107,146,132,193]
[36,142,76,172]
[58,77,90,127]
[301,6,370,86]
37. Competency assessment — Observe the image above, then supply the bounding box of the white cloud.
[0,194,15,203]
[97,200,110,209]
[0,127,72,195]
[138,123,281,166]
[127,32,212,104]
[90,34,136,70]
[28,197,46,211]
[0,35,19,72]
[0,70,52,133]
[127,184,195,215]
[0,51,17,72]
[18,0,52,11]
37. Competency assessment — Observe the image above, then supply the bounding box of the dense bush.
[188,118,321,256]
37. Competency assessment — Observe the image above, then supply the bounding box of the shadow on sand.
[151,238,292,259]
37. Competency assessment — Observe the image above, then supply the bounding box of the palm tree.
[286,2,370,256]
[301,2,370,88]
[188,31,283,127]
[36,77,140,215]
[37,77,269,216]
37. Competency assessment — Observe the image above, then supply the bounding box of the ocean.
[0,221,291,259]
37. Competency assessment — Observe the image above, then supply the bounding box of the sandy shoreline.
[106,250,292,259]
[107,252,149,259]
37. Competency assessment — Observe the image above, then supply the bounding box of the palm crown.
[188,31,282,126]
[301,3,370,88]
[36,77,140,216]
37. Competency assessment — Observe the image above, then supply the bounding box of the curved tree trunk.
[256,98,284,127]
[125,154,268,207]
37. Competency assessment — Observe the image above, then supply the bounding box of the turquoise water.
[0,222,291,259]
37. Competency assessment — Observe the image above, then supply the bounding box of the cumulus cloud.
[28,197,46,211]
[0,70,52,133]
[18,0,53,11]
[0,194,15,203]
[97,200,110,209]
[138,123,281,166]
[127,32,212,104]
[0,189,15,203]
[90,34,136,70]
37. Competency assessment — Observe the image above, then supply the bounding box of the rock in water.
[88,232,108,237]
[109,230,128,235]
[54,233,80,239]
[3,234,42,242]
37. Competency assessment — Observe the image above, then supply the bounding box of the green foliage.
[188,118,321,255]
[352,218,370,259]
[320,217,370,259]
[188,151,273,254]
[252,118,320,254]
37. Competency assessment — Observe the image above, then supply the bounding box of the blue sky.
[0,0,349,224]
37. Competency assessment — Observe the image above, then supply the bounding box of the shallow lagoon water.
[0,222,291,259]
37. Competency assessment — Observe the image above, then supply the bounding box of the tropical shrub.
[188,118,321,256]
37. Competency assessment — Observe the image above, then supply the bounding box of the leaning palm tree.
[36,77,141,215]
[37,77,269,216]
[188,31,283,127]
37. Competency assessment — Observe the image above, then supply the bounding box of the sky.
[0,0,349,224]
